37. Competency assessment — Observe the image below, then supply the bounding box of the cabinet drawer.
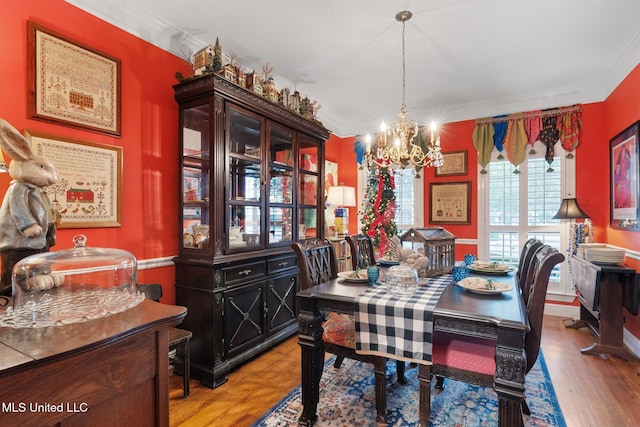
[268,255,297,275]
[223,261,266,284]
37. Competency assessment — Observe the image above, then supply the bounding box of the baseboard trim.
[545,302,580,318]
[624,328,640,358]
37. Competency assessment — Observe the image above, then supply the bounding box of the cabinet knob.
[278,261,289,267]
[238,269,252,276]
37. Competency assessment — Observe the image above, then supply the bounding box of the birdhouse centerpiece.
[399,227,456,277]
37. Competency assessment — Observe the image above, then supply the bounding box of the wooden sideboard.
[0,299,186,426]
[565,255,638,360]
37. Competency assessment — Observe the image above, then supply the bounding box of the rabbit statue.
[0,119,60,295]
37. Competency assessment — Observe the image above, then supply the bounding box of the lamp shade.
[552,197,589,219]
[327,185,356,207]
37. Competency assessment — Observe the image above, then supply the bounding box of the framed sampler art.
[435,150,468,177]
[25,131,123,228]
[429,181,471,225]
[610,121,640,230]
[28,21,121,136]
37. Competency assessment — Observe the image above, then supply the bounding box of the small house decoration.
[237,69,246,88]
[222,63,238,84]
[193,44,214,76]
[399,227,456,277]
[290,90,301,114]
[188,38,322,124]
[246,71,263,95]
[280,87,291,108]
[263,77,279,102]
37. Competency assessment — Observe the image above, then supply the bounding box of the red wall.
[325,134,359,235]
[602,63,640,337]
[1,0,190,302]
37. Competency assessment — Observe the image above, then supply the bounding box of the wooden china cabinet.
[173,73,329,388]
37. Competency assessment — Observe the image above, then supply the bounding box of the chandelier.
[364,10,443,179]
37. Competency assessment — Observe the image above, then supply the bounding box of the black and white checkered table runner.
[354,274,452,364]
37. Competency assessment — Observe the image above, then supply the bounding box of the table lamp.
[327,184,356,236]
[552,195,592,256]
[552,196,589,221]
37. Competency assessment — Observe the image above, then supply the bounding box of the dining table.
[296,266,529,427]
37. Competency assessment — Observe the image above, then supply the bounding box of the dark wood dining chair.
[516,238,545,303]
[345,233,377,270]
[138,283,192,397]
[292,238,398,424]
[430,245,564,416]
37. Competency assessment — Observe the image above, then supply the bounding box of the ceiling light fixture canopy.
[363,10,443,179]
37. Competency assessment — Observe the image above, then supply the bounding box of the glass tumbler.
[452,264,468,282]
[367,266,380,285]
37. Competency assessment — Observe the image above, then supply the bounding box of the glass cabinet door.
[268,124,294,245]
[298,136,319,239]
[228,106,263,251]
[181,104,211,252]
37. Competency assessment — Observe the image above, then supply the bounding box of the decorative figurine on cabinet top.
[0,118,60,295]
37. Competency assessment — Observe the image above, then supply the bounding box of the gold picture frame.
[28,21,121,136]
[434,150,468,177]
[25,131,123,228]
[429,181,471,224]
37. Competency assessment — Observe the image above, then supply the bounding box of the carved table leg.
[372,357,387,425]
[297,307,324,426]
[418,364,432,427]
[494,345,526,427]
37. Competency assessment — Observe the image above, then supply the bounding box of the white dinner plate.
[337,270,369,283]
[468,262,513,275]
[457,277,512,294]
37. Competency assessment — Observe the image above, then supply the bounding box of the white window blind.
[479,141,575,297]
[394,169,423,231]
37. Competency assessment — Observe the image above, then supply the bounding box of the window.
[393,168,424,231]
[357,166,423,233]
[478,141,575,298]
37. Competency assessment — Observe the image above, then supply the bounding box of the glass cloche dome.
[0,235,144,328]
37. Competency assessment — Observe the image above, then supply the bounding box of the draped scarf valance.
[473,104,582,173]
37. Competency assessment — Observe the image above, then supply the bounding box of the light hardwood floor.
[169,315,640,426]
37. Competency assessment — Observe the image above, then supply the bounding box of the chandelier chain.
[363,10,444,179]
[401,19,406,108]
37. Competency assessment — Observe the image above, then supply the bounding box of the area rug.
[253,352,566,426]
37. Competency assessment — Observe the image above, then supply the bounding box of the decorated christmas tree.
[360,165,398,258]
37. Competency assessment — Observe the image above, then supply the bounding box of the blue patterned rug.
[253,352,566,426]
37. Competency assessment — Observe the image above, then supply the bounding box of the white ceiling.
[67,0,640,137]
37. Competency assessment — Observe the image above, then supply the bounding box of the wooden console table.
[565,255,638,360]
[0,299,186,426]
